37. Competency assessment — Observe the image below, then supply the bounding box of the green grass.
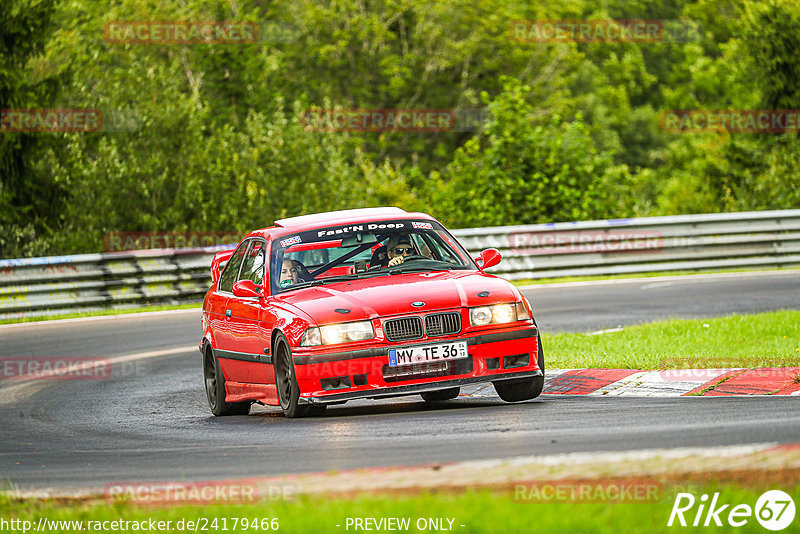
[0,303,201,325]
[543,310,800,369]
[510,266,799,286]
[1,483,796,533]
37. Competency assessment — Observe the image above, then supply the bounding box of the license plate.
[388,341,468,367]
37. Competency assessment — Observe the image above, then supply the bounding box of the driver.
[385,234,415,268]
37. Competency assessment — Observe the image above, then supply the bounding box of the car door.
[222,239,274,385]
[211,239,249,356]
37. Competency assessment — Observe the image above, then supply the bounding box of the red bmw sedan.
[200,207,543,417]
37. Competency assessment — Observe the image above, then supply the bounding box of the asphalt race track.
[1,270,799,491]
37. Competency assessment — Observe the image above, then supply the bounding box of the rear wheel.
[421,387,460,402]
[274,335,326,418]
[493,333,545,402]
[204,346,251,416]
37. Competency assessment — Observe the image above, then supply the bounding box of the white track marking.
[0,346,195,404]
[586,326,624,335]
[0,308,201,330]
[519,269,799,290]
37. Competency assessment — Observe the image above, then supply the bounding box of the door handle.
[225,309,231,317]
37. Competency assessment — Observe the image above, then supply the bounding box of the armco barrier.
[1,210,799,320]
[0,249,223,320]
[451,209,800,280]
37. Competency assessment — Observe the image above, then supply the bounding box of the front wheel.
[493,333,545,402]
[204,346,251,416]
[274,335,326,418]
[493,375,544,402]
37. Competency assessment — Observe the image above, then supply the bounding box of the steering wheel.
[400,254,429,262]
[387,255,429,268]
[367,255,431,271]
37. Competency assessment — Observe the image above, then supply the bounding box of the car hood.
[276,270,520,325]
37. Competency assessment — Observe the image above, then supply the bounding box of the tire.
[536,332,545,376]
[204,345,251,416]
[493,333,545,402]
[274,334,326,418]
[421,387,460,402]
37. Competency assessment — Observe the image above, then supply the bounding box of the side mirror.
[476,248,502,270]
[232,280,264,298]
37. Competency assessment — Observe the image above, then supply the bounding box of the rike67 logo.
[668,490,796,531]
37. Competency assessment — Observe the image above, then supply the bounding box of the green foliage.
[2,0,800,257]
[0,0,64,257]
[743,0,800,110]
[430,78,632,227]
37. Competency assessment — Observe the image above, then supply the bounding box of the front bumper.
[293,326,541,404]
[300,370,542,404]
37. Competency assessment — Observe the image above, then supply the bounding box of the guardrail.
[1,210,799,320]
[452,209,800,280]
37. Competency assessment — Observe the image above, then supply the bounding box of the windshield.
[270,219,475,294]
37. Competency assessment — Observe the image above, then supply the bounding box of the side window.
[422,232,462,264]
[239,240,266,285]
[218,240,249,292]
[410,233,434,259]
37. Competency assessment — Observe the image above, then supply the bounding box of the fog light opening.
[321,376,352,390]
[502,354,529,369]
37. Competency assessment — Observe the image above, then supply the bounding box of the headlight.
[469,306,493,326]
[300,321,374,346]
[300,327,321,346]
[469,303,525,326]
[492,303,516,323]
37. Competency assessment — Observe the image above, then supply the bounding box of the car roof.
[244,207,435,241]
[274,207,408,228]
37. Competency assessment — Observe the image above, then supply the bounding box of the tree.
[0,0,63,257]
[429,78,633,228]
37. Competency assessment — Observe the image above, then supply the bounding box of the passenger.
[279,258,303,287]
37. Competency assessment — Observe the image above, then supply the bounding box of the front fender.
[270,302,316,350]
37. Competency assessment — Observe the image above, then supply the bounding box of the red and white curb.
[465,368,800,397]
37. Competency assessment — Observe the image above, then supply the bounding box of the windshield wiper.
[280,272,389,292]
[387,265,455,275]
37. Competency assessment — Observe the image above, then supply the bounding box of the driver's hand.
[388,256,405,267]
